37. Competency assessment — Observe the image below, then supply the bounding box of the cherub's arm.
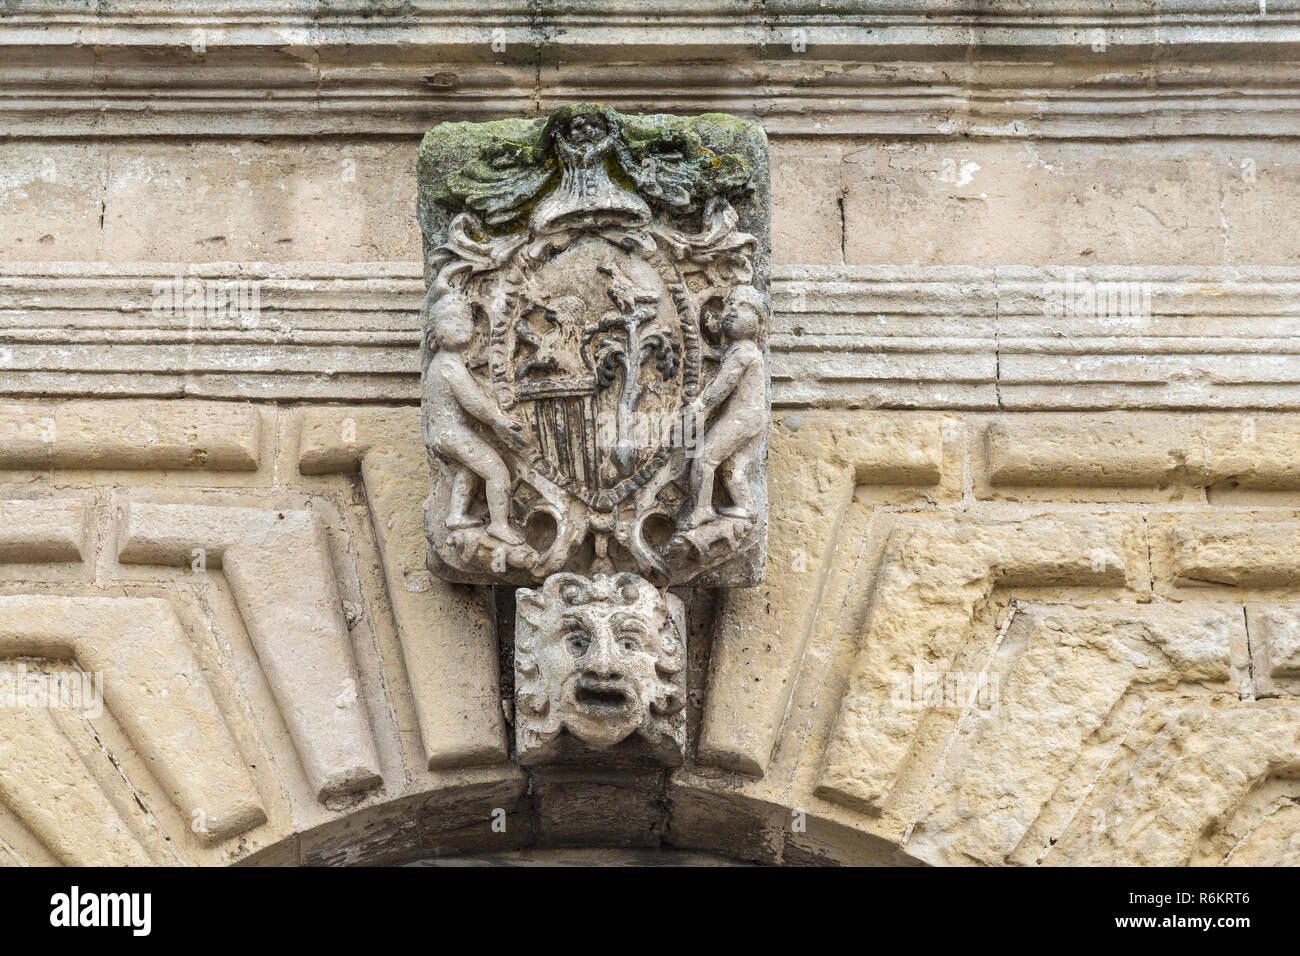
[693,345,755,415]
[441,362,527,446]
[442,362,503,423]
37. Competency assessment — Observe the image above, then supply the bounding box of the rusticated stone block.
[816,514,1135,814]
[698,412,949,777]
[986,415,1300,490]
[0,402,261,471]
[115,501,382,802]
[0,499,86,563]
[0,596,266,845]
[1169,520,1300,588]
[986,419,1199,487]
[298,407,510,771]
[1045,699,1300,866]
[904,604,1245,866]
[1247,606,1300,697]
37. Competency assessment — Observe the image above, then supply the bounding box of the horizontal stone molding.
[10,72,1300,141]
[7,2,1300,138]
[9,262,1300,409]
[4,2,1300,138]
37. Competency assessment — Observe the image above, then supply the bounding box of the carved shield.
[493,236,699,513]
[420,105,768,587]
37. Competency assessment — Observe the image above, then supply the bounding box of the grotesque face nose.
[581,628,622,681]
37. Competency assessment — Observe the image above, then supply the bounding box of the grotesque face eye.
[617,631,642,653]
[565,629,591,657]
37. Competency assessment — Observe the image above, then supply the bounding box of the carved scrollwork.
[419,104,771,589]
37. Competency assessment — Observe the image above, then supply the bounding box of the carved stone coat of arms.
[417,104,771,590]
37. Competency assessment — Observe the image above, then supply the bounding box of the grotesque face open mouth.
[574,680,632,712]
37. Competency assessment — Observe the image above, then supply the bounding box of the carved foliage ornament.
[417,104,771,589]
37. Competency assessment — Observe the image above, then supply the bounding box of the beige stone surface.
[841,140,1300,267]
[0,142,423,264]
[1047,699,1300,866]
[6,0,1300,867]
[0,596,265,843]
[0,401,1295,864]
[116,501,383,802]
[1169,518,1300,588]
[815,514,1137,815]
[0,706,155,866]
[1248,606,1300,698]
[699,413,950,776]
[0,402,260,471]
[905,604,1245,866]
[986,415,1300,490]
[298,407,509,770]
[0,499,87,564]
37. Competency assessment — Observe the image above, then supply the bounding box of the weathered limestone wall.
[3,1,1300,866]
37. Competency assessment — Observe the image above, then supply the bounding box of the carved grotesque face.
[567,113,606,146]
[515,573,685,761]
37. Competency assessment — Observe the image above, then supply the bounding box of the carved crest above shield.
[417,104,771,587]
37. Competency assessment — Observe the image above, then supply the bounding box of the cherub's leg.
[719,432,761,519]
[688,422,758,527]
[685,431,724,528]
[455,429,524,546]
[445,465,481,529]
[482,459,523,546]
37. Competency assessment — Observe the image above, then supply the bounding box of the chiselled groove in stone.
[987,417,1300,489]
[0,402,261,471]
[0,706,153,866]
[1170,519,1300,588]
[0,596,266,844]
[1045,700,1300,866]
[816,515,1132,815]
[902,604,1245,866]
[0,499,87,564]
[115,502,383,802]
[698,416,947,777]
[297,408,509,770]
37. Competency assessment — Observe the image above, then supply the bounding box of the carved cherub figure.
[421,292,527,545]
[684,285,768,529]
[514,572,685,764]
